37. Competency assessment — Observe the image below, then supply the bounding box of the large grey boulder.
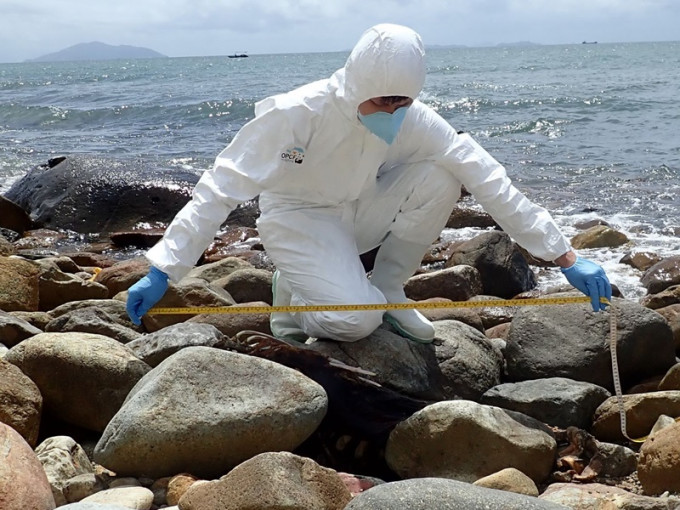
[385,400,557,484]
[308,326,443,400]
[505,297,675,391]
[345,478,569,510]
[446,231,537,298]
[126,322,225,367]
[94,346,328,478]
[49,299,137,329]
[4,332,151,431]
[481,377,611,429]
[45,307,142,344]
[434,320,503,400]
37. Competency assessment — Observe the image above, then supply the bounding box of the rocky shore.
[1,156,680,509]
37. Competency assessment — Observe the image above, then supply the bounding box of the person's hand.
[560,257,612,311]
[126,267,169,325]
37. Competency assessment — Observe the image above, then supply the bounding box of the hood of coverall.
[338,24,426,112]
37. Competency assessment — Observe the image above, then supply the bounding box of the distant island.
[26,42,167,62]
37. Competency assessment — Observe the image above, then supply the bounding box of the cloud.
[0,0,677,62]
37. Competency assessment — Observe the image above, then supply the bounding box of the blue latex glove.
[126,267,169,325]
[561,257,612,312]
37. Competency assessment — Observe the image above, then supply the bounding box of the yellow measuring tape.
[150,296,650,443]
[149,295,595,315]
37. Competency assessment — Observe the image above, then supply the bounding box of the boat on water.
[228,53,249,58]
[582,41,598,44]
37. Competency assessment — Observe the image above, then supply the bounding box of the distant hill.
[27,42,167,62]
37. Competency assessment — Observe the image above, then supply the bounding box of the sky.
[1,0,679,63]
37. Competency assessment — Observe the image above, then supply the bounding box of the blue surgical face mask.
[357,106,409,145]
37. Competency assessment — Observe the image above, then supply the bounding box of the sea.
[1,42,679,301]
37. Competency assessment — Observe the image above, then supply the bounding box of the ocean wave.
[0,98,255,130]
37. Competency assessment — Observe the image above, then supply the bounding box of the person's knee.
[300,310,384,342]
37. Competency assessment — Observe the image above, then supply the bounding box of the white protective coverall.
[146,24,572,341]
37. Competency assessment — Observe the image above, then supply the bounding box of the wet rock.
[446,231,537,298]
[222,198,260,229]
[574,218,610,230]
[0,195,33,234]
[570,225,629,249]
[3,155,198,234]
[641,256,680,295]
[654,304,680,352]
[446,204,497,229]
[620,251,663,272]
[109,230,165,249]
[641,286,680,310]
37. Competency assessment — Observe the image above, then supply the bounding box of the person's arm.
[437,124,611,310]
[126,106,296,324]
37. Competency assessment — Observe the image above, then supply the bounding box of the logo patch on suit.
[281,147,305,164]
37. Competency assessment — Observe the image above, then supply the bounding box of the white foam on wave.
[441,206,680,303]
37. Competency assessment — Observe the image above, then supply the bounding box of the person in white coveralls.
[126,23,612,344]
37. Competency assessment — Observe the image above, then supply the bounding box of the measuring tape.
[150,296,650,443]
[148,295,596,315]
